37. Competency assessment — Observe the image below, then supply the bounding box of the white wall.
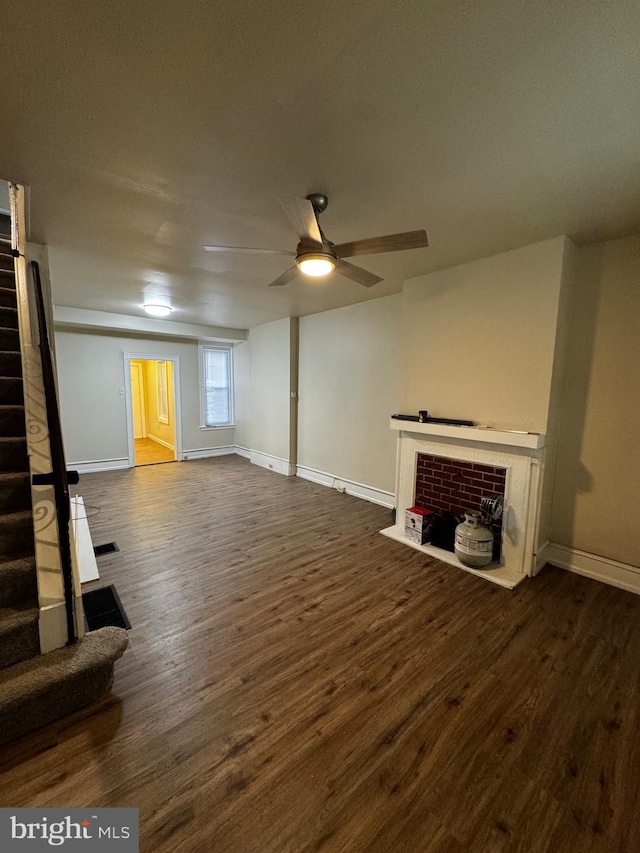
[298,295,402,494]
[55,330,235,466]
[550,234,640,567]
[247,318,295,468]
[402,237,569,432]
[233,340,251,452]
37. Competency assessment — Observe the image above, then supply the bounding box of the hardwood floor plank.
[1,456,639,852]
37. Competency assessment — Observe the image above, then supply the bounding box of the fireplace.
[415,453,506,561]
[381,420,546,589]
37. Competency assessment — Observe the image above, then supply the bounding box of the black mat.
[82,584,131,631]
[93,541,119,557]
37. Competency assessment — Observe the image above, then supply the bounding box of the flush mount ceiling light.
[296,252,336,277]
[143,303,172,317]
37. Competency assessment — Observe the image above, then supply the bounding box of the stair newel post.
[30,261,77,645]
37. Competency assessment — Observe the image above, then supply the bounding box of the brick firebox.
[415,453,506,561]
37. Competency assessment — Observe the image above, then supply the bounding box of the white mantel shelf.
[381,525,524,590]
[390,419,545,450]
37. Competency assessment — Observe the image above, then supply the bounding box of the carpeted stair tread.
[0,352,22,377]
[0,377,24,405]
[0,601,40,669]
[0,509,35,562]
[0,327,19,352]
[0,508,33,527]
[0,436,28,471]
[0,307,18,329]
[0,287,17,309]
[0,556,37,608]
[0,404,26,437]
[0,472,31,512]
[0,626,129,746]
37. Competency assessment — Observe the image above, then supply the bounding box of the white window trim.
[157,360,169,424]
[199,343,235,429]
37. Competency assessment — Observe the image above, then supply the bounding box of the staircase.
[0,240,40,671]
[0,236,128,746]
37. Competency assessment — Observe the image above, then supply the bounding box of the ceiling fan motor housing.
[306,193,328,215]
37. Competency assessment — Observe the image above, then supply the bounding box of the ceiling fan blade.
[278,196,323,247]
[334,259,383,287]
[203,245,294,255]
[333,229,429,258]
[267,265,299,288]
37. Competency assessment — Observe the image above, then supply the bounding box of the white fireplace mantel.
[382,419,546,589]
[389,419,545,450]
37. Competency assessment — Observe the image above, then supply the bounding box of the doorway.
[124,354,183,467]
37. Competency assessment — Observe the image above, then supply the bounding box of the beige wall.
[401,237,569,432]
[550,234,640,567]
[248,318,295,463]
[232,340,251,451]
[298,295,402,493]
[55,330,234,464]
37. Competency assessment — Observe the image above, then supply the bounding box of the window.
[200,345,233,427]
[157,361,169,423]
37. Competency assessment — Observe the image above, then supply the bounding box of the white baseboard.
[183,445,237,460]
[546,542,640,595]
[71,458,130,474]
[533,540,551,576]
[235,445,251,460]
[146,433,175,451]
[250,450,295,477]
[296,464,395,508]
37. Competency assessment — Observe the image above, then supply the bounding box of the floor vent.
[82,584,131,631]
[93,542,119,557]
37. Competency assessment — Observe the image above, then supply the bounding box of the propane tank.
[455,511,494,568]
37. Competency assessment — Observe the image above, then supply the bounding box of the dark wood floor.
[1,456,639,852]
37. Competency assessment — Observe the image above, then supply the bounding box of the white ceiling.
[1,0,639,330]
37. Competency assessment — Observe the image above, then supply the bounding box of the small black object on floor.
[93,541,119,557]
[82,584,131,631]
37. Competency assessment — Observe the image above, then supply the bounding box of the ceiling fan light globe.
[297,255,335,277]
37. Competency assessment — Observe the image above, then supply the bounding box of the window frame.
[157,360,169,424]
[199,343,234,429]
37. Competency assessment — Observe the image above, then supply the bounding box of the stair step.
[0,556,37,608]
[0,286,17,309]
[0,437,28,472]
[0,602,39,669]
[0,306,18,330]
[0,472,31,512]
[0,405,26,437]
[0,377,24,405]
[0,255,15,272]
[0,351,22,378]
[0,626,129,746]
[0,509,34,561]
[0,326,19,352]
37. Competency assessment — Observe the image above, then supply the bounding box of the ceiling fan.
[203,194,429,288]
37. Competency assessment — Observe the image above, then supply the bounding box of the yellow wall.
[142,360,175,450]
